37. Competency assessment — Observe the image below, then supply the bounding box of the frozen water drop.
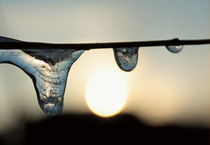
[113,47,139,71]
[0,36,84,116]
[166,45,183,53]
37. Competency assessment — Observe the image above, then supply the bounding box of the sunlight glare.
[85,70,128,117]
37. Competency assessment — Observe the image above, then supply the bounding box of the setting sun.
[85,70,128,117]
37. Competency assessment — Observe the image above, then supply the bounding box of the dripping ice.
[113,47,139,71]
[0,36,84,116]
[0,36,185,116]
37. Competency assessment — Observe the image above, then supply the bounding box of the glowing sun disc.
[85,70,128,117]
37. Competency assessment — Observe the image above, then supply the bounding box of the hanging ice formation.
[0,36,84,116]
[0,36,188,116]
[113,47,139,71]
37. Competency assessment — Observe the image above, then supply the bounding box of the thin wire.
[0,37,210,50]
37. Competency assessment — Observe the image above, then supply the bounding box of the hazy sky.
[0,0,209,132]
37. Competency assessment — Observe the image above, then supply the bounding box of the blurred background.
[0,0,209,144]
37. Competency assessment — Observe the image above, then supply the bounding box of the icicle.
[0,36,84,116]
[113,47,139,71]
[166,45,183,53]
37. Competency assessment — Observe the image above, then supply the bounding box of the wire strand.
[0,37,210,50]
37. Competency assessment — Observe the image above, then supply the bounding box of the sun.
[85,70,128,117]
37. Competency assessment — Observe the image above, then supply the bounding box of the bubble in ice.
[166,45,183,53]
[113,47,139,71]
[0,36,84,116]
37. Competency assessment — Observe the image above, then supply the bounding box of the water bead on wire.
[113,47,139,71]
[166,45,183,53]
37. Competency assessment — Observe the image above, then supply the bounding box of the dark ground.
[0,114,209,145]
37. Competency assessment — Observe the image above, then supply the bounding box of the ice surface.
[0,36,84,116]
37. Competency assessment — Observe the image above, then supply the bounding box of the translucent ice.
[113,47,139,71]
[0,36,84,116]
[166,45,183,53]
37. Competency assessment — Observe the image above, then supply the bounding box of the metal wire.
[0,37,210,50]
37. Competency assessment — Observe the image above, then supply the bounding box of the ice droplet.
[113,47,139,71]
[0,36,84,116]
[166,45,183,53]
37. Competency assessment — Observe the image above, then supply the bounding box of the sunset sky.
[0,0,209,133]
